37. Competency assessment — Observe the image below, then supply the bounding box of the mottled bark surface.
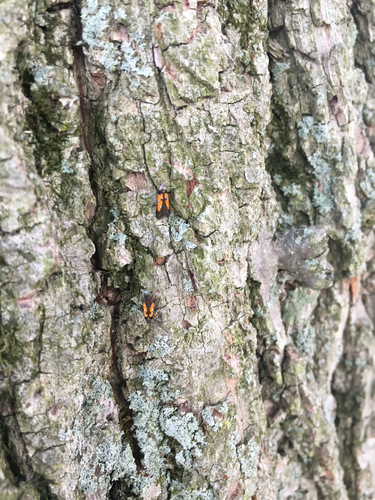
[1,0,375,498]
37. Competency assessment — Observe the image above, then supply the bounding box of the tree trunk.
[1,0,375,498]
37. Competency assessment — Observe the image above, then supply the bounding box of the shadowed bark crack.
[0,404,58,499]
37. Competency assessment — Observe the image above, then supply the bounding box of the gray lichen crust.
[0,0,375,498]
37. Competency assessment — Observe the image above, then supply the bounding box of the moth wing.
[148,293,156,306]
[156,206,164,219]
[156,192,170,219]
[160,202,170,218]
[156,192,163,220]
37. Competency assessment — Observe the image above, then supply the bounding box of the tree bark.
[1,0,375,498]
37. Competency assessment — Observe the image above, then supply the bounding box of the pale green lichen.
[79,434,136,494]
[148,335,174,357]
[280,183,302,196]
[184,240,197,250]
[237,438,260,479]
[295,227,314,245]
[33,64,54,84]
[360,167,375,200]
[294,324,316,357]
[308,152,334,214]
[90,300,99,319]
[201,406,226,432]
[169,481,215,500]
[81,0,154,75]
[82,2,119,70]
[344,221,362,243]
[58,377,137,495]
[297,116,328,143]
[183,278,194,292]
[107,208,127,244]
[127,365,206,493]
[61,159,75,174]
[121,42,154,78]
[271,62,290,82]
[169,213,190,242]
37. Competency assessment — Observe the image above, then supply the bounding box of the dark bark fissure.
[0,414,26,485]
[331,316,363,500]
[70,0,143,481]
[0,401,58,500]
[70,6,215,491]
[349,2,372,85]
[71,0,90,156]
[13,1,145,496]
[0,297,56,497]
[110,304,142,463]
[46,2,74,13]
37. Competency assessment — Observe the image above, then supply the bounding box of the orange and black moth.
[142,293,156,323]
[156,184,170,219]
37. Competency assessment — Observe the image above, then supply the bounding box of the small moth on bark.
[156,184,170,219]
[142,293,156,323]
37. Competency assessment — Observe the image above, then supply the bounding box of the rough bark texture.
[1,0,375,498]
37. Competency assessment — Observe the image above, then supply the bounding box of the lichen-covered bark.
[0,0,375,498]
